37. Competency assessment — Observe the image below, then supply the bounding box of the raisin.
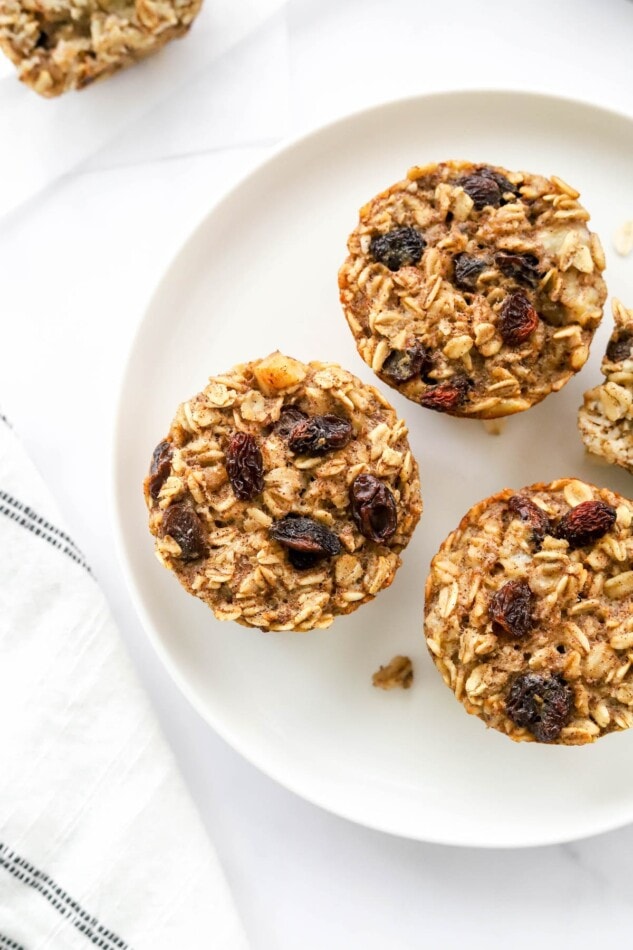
[419,376,473,413]
[478,167,520,201]
[269,514,342,561]
[161,503,207,560]
[226,432,264,500]
[453,253,488,292]
[489,579,534,638]
[508,494,551,543]
[606,332,633,363]
[460,173,501,210]
[554,500,617,549]
[275,405,308,438]
[498,291,539,346]
[495,251,542,287]
[287,549,322,571]
[369,227,426,271]
[506,672,573,743]
[382,343,433,383]
[148,440,173,500]
[350,474,397,543]
[288,414,352,455]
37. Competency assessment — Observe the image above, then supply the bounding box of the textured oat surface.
[0,0,202,96]
[425,479,633,744]
[339,160,606,419]
[144,353,422,632]
[579,299,633,475]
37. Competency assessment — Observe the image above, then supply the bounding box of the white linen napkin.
[0,0,288,219]
[0,416,248,950]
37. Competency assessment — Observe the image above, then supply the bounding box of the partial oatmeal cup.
[425,478,633,744]
[144,352,422,631]
[0,0,203,97]
[339,161,607,419]
[579,298,633,474]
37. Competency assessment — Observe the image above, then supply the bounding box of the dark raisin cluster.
[554,500,617,549]
[453,253,488,292]
[498,291,539,346]
[350,474,397,543]
[606,332,633,363]
[508,495,551,544]
[489,579,534,638]
[287,415,352,455]
[381,344,433,383]
[148,440,173,500]
[226,432,265,500]
[495,251,541,287]
[419,376,473,413]
[161,503,207,560]
[269,514,342,570]
[460,167,519,210]
[506,673,573,742]
[369,227,426,271]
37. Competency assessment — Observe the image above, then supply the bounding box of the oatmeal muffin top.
[144,352,422,632]
[425,478,633,744]
[339,160,607,419]
[579,299,633,475]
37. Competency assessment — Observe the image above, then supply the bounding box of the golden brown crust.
[144,353,422,632]
[424,478,633,744]
[0,0,202,96]
[339,160,606,419]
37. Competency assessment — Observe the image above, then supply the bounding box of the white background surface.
[2,0,633,946]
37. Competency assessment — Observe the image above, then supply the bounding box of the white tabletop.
[2,0,633,946]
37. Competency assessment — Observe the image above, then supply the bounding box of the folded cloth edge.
[0,417,249,949]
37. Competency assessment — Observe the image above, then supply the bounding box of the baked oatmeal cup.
[579,299,633,474]
[0,0,202,97]
[339,161,607,419]
[144,352,422,631]
[425,478,633,744]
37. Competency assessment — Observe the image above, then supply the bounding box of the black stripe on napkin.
[0,935,27,950]
[0,491,91,574]
[0,846,129,950]
[0,491,86,555]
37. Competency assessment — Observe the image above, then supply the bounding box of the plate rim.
[112,87,633,849]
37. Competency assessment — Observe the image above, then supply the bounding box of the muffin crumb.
[372,655,413,690]
[482,419,506,437]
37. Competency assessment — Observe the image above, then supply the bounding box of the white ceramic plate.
[114,91,633,848]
